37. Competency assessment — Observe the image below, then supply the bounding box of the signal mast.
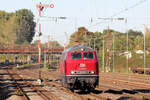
[36,2,54,64]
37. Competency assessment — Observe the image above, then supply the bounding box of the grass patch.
[13,63,39,69]
[14,90,23,96]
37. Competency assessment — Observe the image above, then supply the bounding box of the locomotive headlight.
[71,71,75,74]
[90,71,94,74]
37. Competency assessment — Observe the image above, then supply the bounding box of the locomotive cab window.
[71,52,81,59]
[83,52,94,59]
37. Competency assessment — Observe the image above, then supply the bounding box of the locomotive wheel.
[69,84,74,92]
[87,87,95,92]
[70,88,74,92]
[87,84,95,92]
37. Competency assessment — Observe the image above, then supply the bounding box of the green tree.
[68,27,94,47]
[128,29,143,36]
[134,36,144,50]
[0,9,36,45]
[15,9,36,44]
[0,11,17,45]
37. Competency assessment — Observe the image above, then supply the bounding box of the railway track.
[32,70,150,99]
[100,73,150,99]
[5,69,58,100]
[102,72,150,82]
[15,69,146,100]
[18,69,110,100]
[99,81,147,99]
[45,79,109,100]
[101,72,150,89]
[6,70,30,100]
[6,67,150,100]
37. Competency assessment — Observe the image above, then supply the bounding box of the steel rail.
[6,70,30,100]
[7,69,53,100]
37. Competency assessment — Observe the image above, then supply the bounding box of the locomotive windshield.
[83,52,94,59]
[71,52,81,59]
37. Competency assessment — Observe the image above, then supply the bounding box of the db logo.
[80,63,86,67]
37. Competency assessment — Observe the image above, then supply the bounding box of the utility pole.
[48,35,50,48]
[94,38,96,50]
[102,40,105,72]
[113,32,115,72]
[126,18,129,73]
[143,24,146,75]
[48,35,50,63]
[64,32,69,50]
[105,26,111,72]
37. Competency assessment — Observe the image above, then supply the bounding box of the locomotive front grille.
[71,70,94,75]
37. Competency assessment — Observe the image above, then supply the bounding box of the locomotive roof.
[64,45,94,53]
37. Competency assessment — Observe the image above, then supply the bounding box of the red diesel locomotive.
[60,45,99,91]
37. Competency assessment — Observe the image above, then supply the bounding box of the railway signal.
[36,2,54,64]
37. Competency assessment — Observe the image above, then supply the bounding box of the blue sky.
[0,0,150,45]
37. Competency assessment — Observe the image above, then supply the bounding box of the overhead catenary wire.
[111,0,147,18]
[87,0,148,28]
